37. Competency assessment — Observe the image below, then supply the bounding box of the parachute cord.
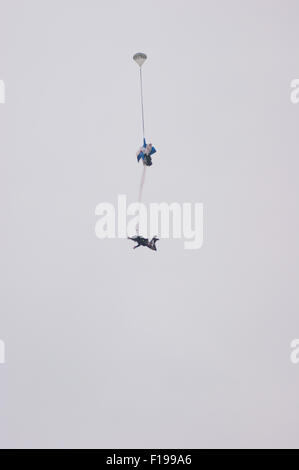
[136,65,146,235]
[138,165,147,204]
[136,165,147,235]
[140,67,145,140]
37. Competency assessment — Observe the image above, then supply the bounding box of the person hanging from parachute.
[136,139,156,166]
[128,235,159,251]
[133,52,157,168]
[128,52,159,251]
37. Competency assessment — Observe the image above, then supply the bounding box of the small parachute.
[133,52,147,67]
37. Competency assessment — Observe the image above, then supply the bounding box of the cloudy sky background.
[0,0,299,448]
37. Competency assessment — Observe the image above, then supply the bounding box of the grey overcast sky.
[0,0,299,448]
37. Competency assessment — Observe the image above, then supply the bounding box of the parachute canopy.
[133,52,147,67]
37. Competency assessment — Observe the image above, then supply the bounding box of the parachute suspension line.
[139,67,145,140]
[133,52,148,235]
[136,166,147,235]
[138,165,147,203]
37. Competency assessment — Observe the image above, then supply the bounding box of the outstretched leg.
[149,237,159,250]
